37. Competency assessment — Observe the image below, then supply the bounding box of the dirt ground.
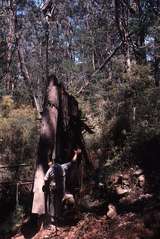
[12,209,160,239]
[7,167,160,239]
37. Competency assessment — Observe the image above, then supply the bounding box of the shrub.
[1,95,14,117]
[0,100,38,174]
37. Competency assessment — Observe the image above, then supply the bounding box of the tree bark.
[32,76,59,215]
[154,37,160,87]
[18,46,42,116]
[5,0,17,94]
[32,76,91,215]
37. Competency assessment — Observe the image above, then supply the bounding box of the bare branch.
[92,41,123,77]
[76,41,123,96]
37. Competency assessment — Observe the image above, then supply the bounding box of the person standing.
[43,148,81,224]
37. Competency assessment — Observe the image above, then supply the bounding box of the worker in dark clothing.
[43,148,81,224]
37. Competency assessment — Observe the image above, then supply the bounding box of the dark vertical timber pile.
[32,75,90,215]
[57,87,90,195]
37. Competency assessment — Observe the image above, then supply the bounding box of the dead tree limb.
[92,41,123,76]
[76,41,123,96]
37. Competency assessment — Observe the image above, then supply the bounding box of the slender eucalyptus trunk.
[154,37,160,87]
[18,46,42,117]
[5,0,16,94]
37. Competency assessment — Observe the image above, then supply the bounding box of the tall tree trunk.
[91,31,96,71]
[45,20,49,84]
[154,37,160,87]
[114,0,131,72]
[18,45,42,116]
[32,75,59,215]
[32,75,91,215]
[5,0,16,94]
[137,1,146,64]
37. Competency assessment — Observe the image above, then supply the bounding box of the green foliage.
[0,99,38,165]
[1,95,14,117]
[113,70,159,169]
[82,60,160,177]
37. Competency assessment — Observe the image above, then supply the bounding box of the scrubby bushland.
[0,96,38,233]
[79,61,160,195]
[0,96,38,167]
